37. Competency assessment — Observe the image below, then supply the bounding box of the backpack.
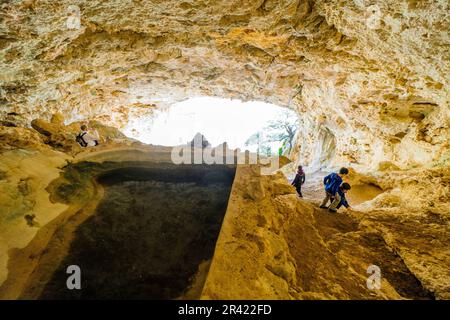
[76,132,88,147]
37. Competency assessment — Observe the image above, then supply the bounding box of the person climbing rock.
[76,124,99,147]
[328,182,352,213]
[291,165,306,197]
[319,167,349,209]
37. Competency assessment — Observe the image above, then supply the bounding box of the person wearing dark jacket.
[291,165,306,197]
[319,167,349,210]
[328,183,352,212]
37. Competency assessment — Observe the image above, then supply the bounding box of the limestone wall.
[0,0,448,171]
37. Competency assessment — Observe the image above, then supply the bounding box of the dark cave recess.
[38,162,236,299]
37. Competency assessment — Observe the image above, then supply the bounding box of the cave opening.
[37,163,236,300]
[123,96,298,155]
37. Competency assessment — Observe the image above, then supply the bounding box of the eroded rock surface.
[0,0,448,170]
[0,120,448,299]
[202,165,446,299]
[0,0,448,300]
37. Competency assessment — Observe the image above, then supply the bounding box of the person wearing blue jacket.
[329,183,352,212]
[319,167,349,211]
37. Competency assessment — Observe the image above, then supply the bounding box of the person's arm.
[301,174,305,184]
[341,196,350,209]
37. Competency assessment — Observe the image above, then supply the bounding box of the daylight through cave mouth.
[123,97,298,154]
[38,163,236,299]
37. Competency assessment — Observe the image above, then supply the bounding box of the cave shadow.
[38,163,236,300]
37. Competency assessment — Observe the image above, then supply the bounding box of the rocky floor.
[202,166,448,299]
[0,125,448,299]
[297,171,383,206]
[286,203,434,299]
[292,172,443,299]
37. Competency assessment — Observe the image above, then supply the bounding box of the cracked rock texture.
[202,165,444,299]
[0,0,449,300]
[0,0,448,170]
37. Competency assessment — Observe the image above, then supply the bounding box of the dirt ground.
[284,171,435,299]
[290,171,383,206]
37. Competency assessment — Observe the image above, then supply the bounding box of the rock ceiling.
[0,0,448,170]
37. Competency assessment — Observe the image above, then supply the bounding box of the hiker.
[319,167,349,211]
[76,124,99,147]
[291,165,306,197]
[328,183,352,213]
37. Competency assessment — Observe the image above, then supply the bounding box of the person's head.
[340,182,351,193]
[339,167,349,176]
[298,165,303,171]
[80,124,87,131]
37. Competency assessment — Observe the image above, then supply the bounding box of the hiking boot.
[319,205,328,209]
[328,208,337,213]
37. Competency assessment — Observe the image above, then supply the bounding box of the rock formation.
[1,0,448,170]
[0,0,448,300]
